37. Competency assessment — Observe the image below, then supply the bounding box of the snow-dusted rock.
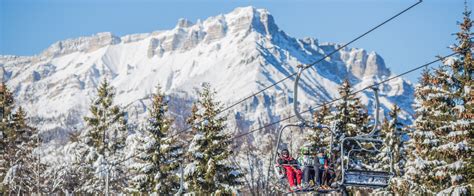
[0,6,414,144]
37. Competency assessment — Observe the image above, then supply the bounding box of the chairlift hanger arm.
[293,64,333,130]
[293,64,310,126]
[293,64,338,154]
[368,87,380,136]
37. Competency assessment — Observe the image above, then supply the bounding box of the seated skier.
[317,149,335,189]
[276,148,303,191]
[297,145,318,189]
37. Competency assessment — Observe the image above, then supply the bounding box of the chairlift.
[272,64,339,194]
[272,64,393,194]
[339,88,393,189]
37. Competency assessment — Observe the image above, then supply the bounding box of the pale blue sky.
[0,0,470,82]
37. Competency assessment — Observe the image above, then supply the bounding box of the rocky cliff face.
[0,7,414,144]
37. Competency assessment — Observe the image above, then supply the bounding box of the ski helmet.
[300,144,314,155]
[300,146,309,155]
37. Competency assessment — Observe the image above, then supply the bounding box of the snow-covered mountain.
[0,6,414,144]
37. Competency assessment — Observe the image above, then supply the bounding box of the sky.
[0,0,470,82]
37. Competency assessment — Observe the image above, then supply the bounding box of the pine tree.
[404,5,472,195]
[403,69,436,194]
[2,107,42,194]
[385,105,406,176]
[429,66,459,190]
[308,104,331,149]
[403,67,451,194]
[185,83,243,194]
[0,82,15,193]
[404,64,461,194]
[375,105,409,195]
[0,84,44,194]
[332,79,369,143]
[128,85,184,194]
[435,4,473,195]
[50,130,93,194]
[81,79,128,193]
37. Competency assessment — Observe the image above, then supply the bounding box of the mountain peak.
[176,18,194,28]
[37,7,281,59]
[227,6,271,18]
[227,6,258,16]
[223,6,279,37]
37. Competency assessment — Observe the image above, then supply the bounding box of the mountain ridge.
[0,6,414,143]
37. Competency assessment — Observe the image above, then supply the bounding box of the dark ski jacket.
[277,156,298,166]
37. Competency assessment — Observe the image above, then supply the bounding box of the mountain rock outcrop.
[0,7,414,144]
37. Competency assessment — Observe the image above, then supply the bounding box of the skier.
[297,145,318,189]
[316,149,334,189]
[276,148,303,191]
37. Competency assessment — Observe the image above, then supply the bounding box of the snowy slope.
[0,7,414,143]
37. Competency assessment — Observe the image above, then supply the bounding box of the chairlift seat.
[284,187,339,195]
[274,165,287,179]
[316,188,339,194]
[343,169,391,188]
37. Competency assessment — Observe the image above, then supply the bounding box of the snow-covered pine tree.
[375,105,408,195]
[0,83,44,195]
[403,69,438,194]
[404,6,473,195]
[384,105,406,176]
[81,79,128,194]
[128,85,184,194]
[429,65,459,190]
[185,83,243,194]
[436,4,473,195]
[53,131,93,194]
[332,79,369,140]
[404,64,457,194]
[2,107,43,194]
[0,82,14,194]
[308,104,331,149]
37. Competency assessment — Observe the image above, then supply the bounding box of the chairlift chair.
[339,88,393,189]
